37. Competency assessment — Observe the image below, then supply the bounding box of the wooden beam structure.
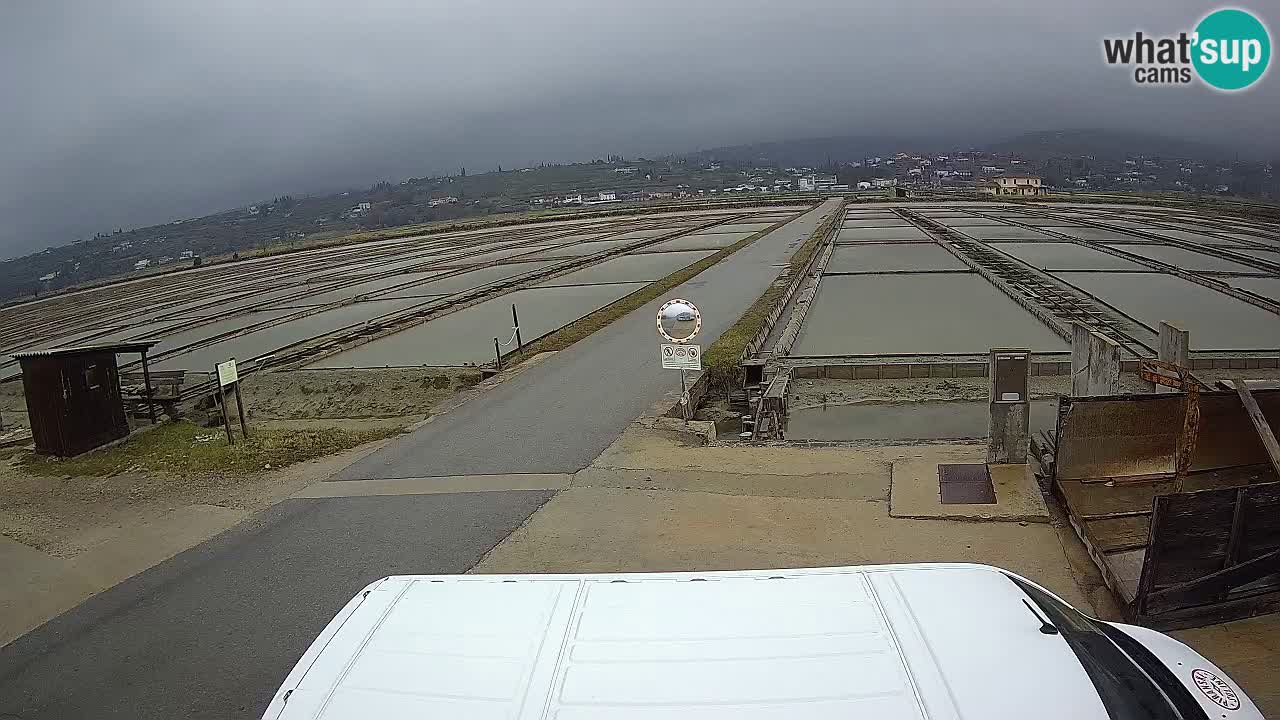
[1234,376,1280,479]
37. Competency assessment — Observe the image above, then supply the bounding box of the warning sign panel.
[660,343,701,371]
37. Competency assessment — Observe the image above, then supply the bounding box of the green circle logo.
[1193,8,1271,90]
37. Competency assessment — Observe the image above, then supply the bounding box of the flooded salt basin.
[957,226,1054,241]
[375,261,560,299]
[1233,249,1280,264]
[936,217,1008,227]
[307,281,647,367]
[842,218,913,227]
[793,273,1068,356]
[275,270,447,306]
[787,399,1059,441]
[144,308,299,359]
[534,238,648,259]
[837,226,927,242]
[825,243,967,273]
[1230,277,1280,302]
[1054,271,1280,350]
[990,242,1148,271]
[533,250,712,286]
[153,298,428,371]
[647,232,752,251]
[1056,226,1147,242]
[1109,244,1262,273]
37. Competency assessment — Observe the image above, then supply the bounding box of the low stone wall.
[771,242,834,358]
[789,355,1280,380]
[793,360,1073,380]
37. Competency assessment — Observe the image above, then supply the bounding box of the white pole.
[679,368,689,423]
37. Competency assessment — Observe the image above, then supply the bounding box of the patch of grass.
[17,420,402,478]
[504,214,801,361]
[701,204,843,395]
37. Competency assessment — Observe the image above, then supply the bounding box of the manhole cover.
[938,463,996,504]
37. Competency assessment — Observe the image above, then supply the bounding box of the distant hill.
[982,129,1237,163]
[678,133,989,168]
[682,129,1241,168]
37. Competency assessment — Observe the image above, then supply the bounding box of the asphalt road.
[338,198,841,479]
[0,491,555,719]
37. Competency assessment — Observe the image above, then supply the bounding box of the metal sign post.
[657,299,702,423]
[679,369,689,421]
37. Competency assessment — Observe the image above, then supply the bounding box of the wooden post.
[494,337,502,369]
[233,380,250,439]
[1234,377,1280,479]
[219,386,234,445]
[140,348,157,424]
[1156,322,1189,394]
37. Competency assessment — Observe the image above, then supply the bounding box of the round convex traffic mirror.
[657,299,701,343]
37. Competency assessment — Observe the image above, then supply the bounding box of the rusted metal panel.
[1055,389,1280,481]
[938,463,996,504]
[1055,394,1184,480]
[1137,358,1207,390]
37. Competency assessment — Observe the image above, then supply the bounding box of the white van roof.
[262,563,1255,719]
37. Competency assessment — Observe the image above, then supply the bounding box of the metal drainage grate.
[938,463,996,504]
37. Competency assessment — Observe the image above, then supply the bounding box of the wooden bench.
[120,370,187,402]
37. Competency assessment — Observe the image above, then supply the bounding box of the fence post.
[512,304,523,354]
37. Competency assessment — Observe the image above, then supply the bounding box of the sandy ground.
[476,425,1093,606]
[474,422,1280,716]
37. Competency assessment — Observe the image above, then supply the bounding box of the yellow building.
[979,175,1043,196]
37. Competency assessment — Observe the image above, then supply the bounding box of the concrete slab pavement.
[890,461,1050,522]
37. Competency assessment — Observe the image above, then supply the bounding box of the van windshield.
[1007,575,1208,720]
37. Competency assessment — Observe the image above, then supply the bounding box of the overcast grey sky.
[2,1,1276,258]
